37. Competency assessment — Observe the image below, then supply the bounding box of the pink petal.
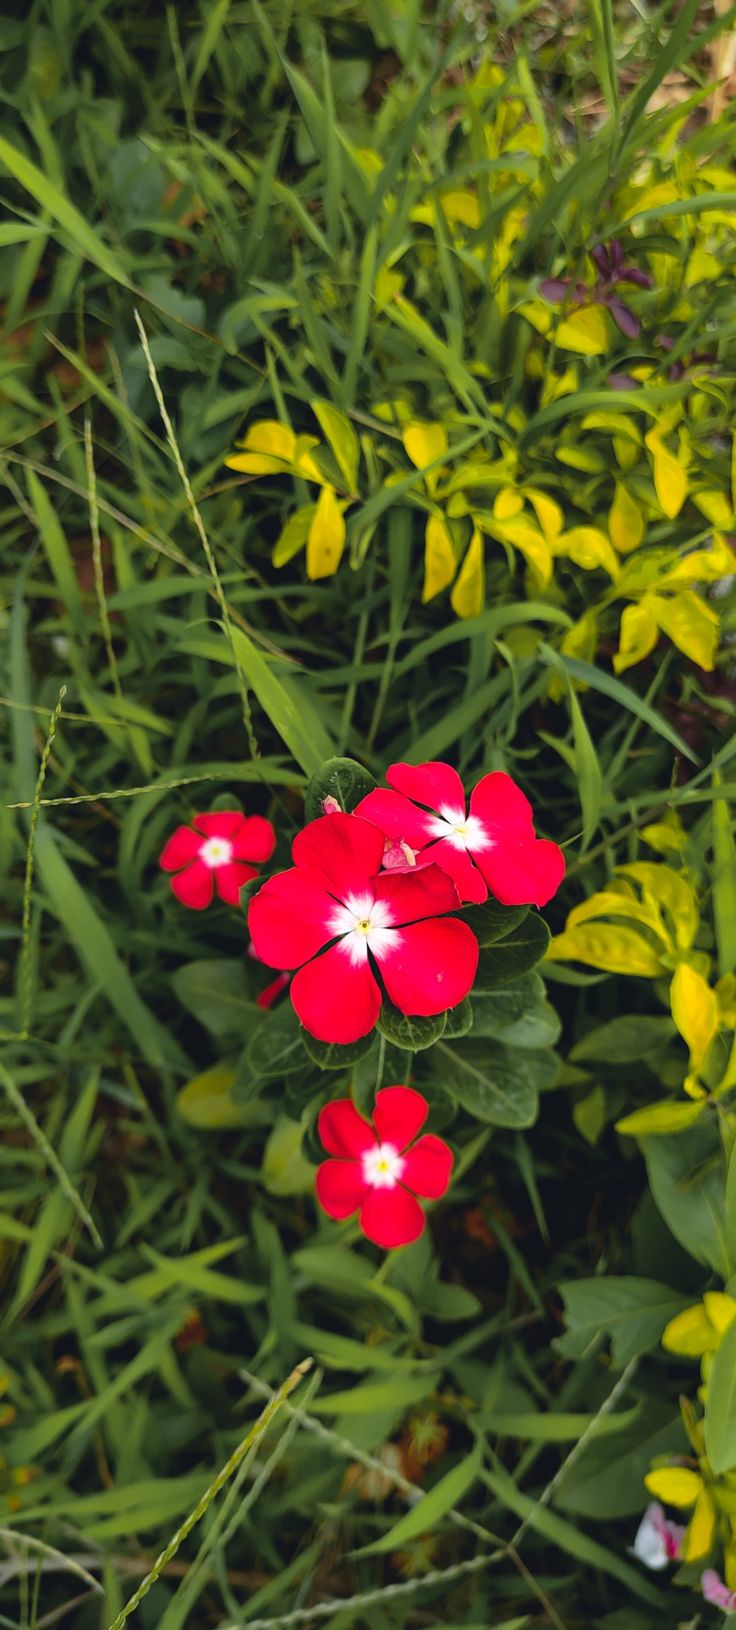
[373,863,461,924]
[402,1133,453,1198]
[256,972,290,1010]
[233,815,276,863]
[359,1186,426,1249]
[248,869,336,969]
[376,918,478,1016]
[425,838,488,904]
[387,760,466,817]
[194,811,247,839]
[292,812,385,898]
[354,789,436,849]
[477,836,566,907]
[469,772,536,839]
[170,858,214,909]
[216,860,259,905]
[291,941,382,1042]
[318,1100,376,1159]
[159,825,201,871]
[373,1085,428,1150]
[315,1159,368,1219]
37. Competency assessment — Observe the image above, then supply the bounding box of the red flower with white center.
[160,810,276,909]
[248,811,478,1043]
[356,760,565,908]
[316,1086,453,1248]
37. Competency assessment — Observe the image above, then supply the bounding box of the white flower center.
[329,892,398,965]
[362,1142,405,1189]
[200,837,233,868]
[426,805,493,851]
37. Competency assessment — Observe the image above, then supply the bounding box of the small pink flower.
[632,1502,685,1570]
[160,810,275,909]
[702,1569,736,1612]
[248,811,478,1044]
[316,1086,453,1249]
[357,760,565,908]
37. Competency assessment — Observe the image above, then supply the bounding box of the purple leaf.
[539,277,570,303]
[607,296,640,338]
[607,373,640,390]
[619,266,654,289]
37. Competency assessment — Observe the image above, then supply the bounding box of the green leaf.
[311,399,360,491]
[356,1442,483,1555]
[261,1116,315,1196]
[470,975,543,1035]
[229,626,333,777]
[571,1015,676,1063]
[301,1030,375,1070]
[376,1002,447,1051]
[0,133,132,287]
[557,1277,688,1366]
[540,648,699,764]
[303,756,376,821]
[713,775,736,977]
[436,1037,556,1126]
[176,1066,268,1129]
[705,1318,736,1473]
[247,1006,308,1079]
[460,898,529,946]
[473,915,551,986]
[171,959,253,1038]
[442,996,474,1038]
[310,1373,438,1415]
[643,1126,731,1277]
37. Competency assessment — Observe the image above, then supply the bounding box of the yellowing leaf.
[692,490,733,528]
[311,399,360,492]
[716,974,736,1027]
[617,862,698,952]
[557,526,620,579]
[561,608,598,665]
[546,924,665,977]
[648,440,688,518]
[660,533,734,586]
[494,486,524,520]
[670,962,719,1072]
[640,815,686,856]
[555,304,608,355]
[524,487,563,541]
[402,421,448,497]
[375,265,405,305]
[648,590,719,672]
[225,451,292,477]
[581,411,642,444]
[662,1303,718,1356]
[732,431,736,514]
[683,1487,717,1561]
[261,1116,314,1196]
[241,420,296,461]
[615,1099,705,1137]
[491,518,552,588]
[423,513,457,602]
[518,299,553,337]
[439,188,481,228]
[609,482,645,554]
[644,1466,701,1508]
[567,887,666,943]
[177,1067,257,1130]
[294,434,328,484]
[703,1292,736,1337]
[613,600,659,674]
[451,528,485,619]
[272,503,316,567]
[306,485,346,580]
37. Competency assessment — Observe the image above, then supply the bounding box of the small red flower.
[248,811,478,1044]
[160,810,275,909]
[316,1086,453,1248]
[357,760,565,908]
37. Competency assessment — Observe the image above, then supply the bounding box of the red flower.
[160,810,276,909]
[316,1086,453,1248]
[356,760,565,908]
[248,811,478,1043]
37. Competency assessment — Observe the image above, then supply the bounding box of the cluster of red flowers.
[159,760,564,1247]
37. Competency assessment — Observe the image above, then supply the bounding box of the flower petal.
[354,789,436,849]
[159,825,202,871]
[256,972,290,1010]
[315,1159,368,1219]
[170,859,214,909]
[387,760,466,818]
[402,1133,453,1198]
[319,1099,376,1158]
[373,863,461,924]
[292,812,385,897]
[194,811,247,839]
[291,941,382,1042]
[216,861,259,905]
[376,918,478,1016]
[248,869,336,969]
[424,838,488,904]
[373,1085,428,1150]
[359,1186,426,1249]
[477,836,566,907]
[469,772,536,838]
[233,815,276,863]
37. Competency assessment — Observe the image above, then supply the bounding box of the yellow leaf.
[692,490,733,528]
[581,411,642,443]
[660,533,734,586]
[644,1466,701,1508]
[518,299,553,337]
[272,503,316,567]
[703,1292,736,1337]
[524,487,564,540]
[663,1304,719,1357]
[491,518,552,588]
[567,888,665,940]
[640,816,686,856]
[306,485,346,580]
[311,399,360,492]
[294,434,328,484]
[648,440,688,518]
[561,609,598,665]
[648,590,719,672]
[732,430,736,514]
[683,1487,717,1561]
[402,421,448,497]
[375,265,405,306]
[716,974,736,1027]
[439,188,481,228]
[670,962,719,1072]
[609,482,645,553]
[557,526,620,579]
[451,528,485,619]
[555,305,608,355]
[615,1099,705,1137]
[545,924,665,977]
[423,513,457,602]
[618,863,698,952]
[241,420,296,461]
[613,600,659,674]
[494,486,524,520]
[177,1067,257,1129]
